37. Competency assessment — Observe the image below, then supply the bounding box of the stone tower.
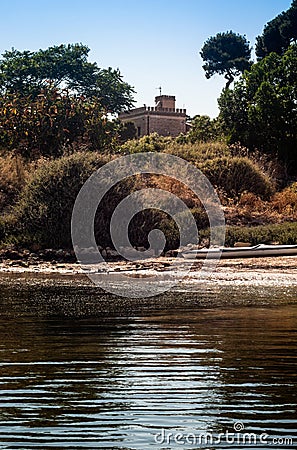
[118,94,187,138]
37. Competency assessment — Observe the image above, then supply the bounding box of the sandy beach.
[1,254,297,287]
[0,254,297,318]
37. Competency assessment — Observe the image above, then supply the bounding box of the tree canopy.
[218,44,297,168]
[0,43,136,158]
[200,31,252,88]
[187,115,224,143]
[255,0,297,59]
[0,86,118,158]
[0,43,135,113]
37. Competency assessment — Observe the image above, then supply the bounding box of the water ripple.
[0,305,296,448]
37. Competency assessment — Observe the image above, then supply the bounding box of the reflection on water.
[0,294,297,448]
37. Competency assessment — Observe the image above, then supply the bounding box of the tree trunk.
[225,72,234,89]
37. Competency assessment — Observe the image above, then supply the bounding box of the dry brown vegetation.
[0,135,296,249]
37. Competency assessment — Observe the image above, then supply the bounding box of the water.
[0,281,297,448]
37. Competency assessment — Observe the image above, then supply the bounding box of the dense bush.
[120,134,231,162]
[224,222,297,247]
[0,155,28,212]
[127,206,209,251]
[2,150,211,250]
[10,152,108,248]
[199,221,297,247]
[272,183,297,215]
[164,141,230,163]
[198,156,274,199]
[119,133,172,154]
[0,141,279,251]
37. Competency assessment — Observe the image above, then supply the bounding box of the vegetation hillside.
[1,132,297,252]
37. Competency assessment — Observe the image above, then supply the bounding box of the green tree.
[255,0,297,59]
[218,44,297,168]
[118,121,137,143]
[0,43,134,113]
[187,115,225,142]
[200,31,252,88]
[255,13,290,59]
[282,0,297,43]
[0,86,117,158]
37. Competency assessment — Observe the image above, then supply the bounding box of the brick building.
[118,95,187,138]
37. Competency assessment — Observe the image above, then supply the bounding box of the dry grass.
[141,174,202,209]
[271,184,297,216]
[0,138,296,249]
[222,184,297,228]
[164,141,230,163]
[0,154,29,212]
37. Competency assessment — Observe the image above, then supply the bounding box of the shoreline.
[0,255,297,317]
[1,254,297,287]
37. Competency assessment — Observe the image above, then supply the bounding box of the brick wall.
[148,114,186,137]
[155,95,176,109]
[119,111,187,137]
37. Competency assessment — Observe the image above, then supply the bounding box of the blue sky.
[0,0,292,117]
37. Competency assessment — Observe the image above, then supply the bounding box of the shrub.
[238,192,266,212]
[0,154,28,212]
[272,183,297,215]
[0,146,278,250]
[127,207,209,251]
[3,151,211,250]
[127,209,178,250]
[200,222,297,247]
[225,222,297,247]
[199,156,274,199]
[164,141,230,163]
[11,152,109,248]
[119,133,172,154]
